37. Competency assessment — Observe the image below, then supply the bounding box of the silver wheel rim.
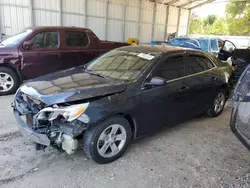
[0,72,14,92]
[97,124,127,158]
[214,93,225,113]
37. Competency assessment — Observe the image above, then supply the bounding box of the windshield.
[86,49,156,81]
[1,29,33,47]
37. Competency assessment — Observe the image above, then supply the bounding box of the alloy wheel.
[214,93,226,113]
[97,124,127,158]
[0,72,14,92]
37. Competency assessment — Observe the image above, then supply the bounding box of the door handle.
[53,52,61,59]
[211,77,217,81]
[180,86,189,91]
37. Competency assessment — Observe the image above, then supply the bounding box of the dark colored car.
[13,46,232,164]
[230,64,250,150]
[230,49,250,83]
[0,27,129,95]
[218,40,237,61]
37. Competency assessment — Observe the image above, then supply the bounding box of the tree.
[204,15,217,26]
[226,0,250,35]
[189,13,205,34]
[189,13,227,35]
[210,18,228,35]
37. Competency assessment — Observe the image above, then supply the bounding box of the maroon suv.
[0,26,129,95]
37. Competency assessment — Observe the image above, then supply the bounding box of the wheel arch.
[0,63,22,82]
[92,112,138,140]
[219,83,230,99]
[118,113,137,140]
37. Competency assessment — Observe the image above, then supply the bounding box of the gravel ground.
[0,95,249,188]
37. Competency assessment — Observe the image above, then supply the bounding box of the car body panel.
[230,64,250,150]
[20,67,127,105]
[218,40,237,61]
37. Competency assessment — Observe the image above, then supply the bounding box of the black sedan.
[13,46,232,164]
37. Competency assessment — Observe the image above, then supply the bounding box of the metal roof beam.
[179,0,194,8]
[189,0,215,10]
[167,0,179,5]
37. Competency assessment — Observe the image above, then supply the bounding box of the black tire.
[0,67,20,95]
[83,116,131,164]
[206,89,227,117]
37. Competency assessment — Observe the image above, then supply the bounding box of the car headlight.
[61,103,89,122]
[39,103,89,123]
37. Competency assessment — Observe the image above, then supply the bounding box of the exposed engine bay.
[13,90,90,154]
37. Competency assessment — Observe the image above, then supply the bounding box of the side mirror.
[144,77,166,86]
[23,40,33,50]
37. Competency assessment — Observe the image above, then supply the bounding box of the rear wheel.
[0,67,19,95]
[206,90,226,117]
[83,116,131,164]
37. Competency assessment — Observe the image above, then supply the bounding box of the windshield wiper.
[85,69,112,80]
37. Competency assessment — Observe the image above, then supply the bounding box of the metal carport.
[0,0,214,43]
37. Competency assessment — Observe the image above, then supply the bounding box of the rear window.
[65,31,89,47]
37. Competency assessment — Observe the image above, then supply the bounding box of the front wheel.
[0,67,20,95]
[83,116,131,164]
[206,90,226,117]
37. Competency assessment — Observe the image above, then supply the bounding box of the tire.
[0,67,20,95]
[206,89,227,117]
[83,116,131,164]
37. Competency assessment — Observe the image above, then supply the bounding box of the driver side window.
[222,41,235,52]
[31,31,59,49]
[152,56,185,81]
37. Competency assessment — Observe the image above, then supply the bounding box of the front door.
[137,55,191,135]
[218,40,236,61]
[21,31,62,79]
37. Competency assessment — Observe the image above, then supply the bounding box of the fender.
[0,55,23,82]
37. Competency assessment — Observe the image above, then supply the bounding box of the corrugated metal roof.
[148,0,214,10]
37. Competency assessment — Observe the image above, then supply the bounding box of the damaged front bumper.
[12,91,88,153]
[13,109,51,146]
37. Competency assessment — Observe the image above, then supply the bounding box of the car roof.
[118,45,203,56]
[27,26,92,31]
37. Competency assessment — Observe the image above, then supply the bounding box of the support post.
[151,0,157,41]
[122,0,129,42]
[138,0,142,43]
[28,0,34,27]
[59,0,62,26]
[85,0,87,27]
[186,9,191,35]
[176,7,181,36]
[105,0,109,41]
[164,5,169,41]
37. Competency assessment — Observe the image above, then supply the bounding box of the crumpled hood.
[19,67,127,105]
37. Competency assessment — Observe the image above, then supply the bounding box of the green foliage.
[189,13,226,35]
[226,0,250,35]
[189,0,250,36]
[204,15,217,26]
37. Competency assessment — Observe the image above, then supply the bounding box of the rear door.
[230,64,250,150]
[21,30,62,79]
[218,40,236,60]
[184,54,219,115]
[61,30,99,69]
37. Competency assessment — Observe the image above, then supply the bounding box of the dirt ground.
[0,95,249,188]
